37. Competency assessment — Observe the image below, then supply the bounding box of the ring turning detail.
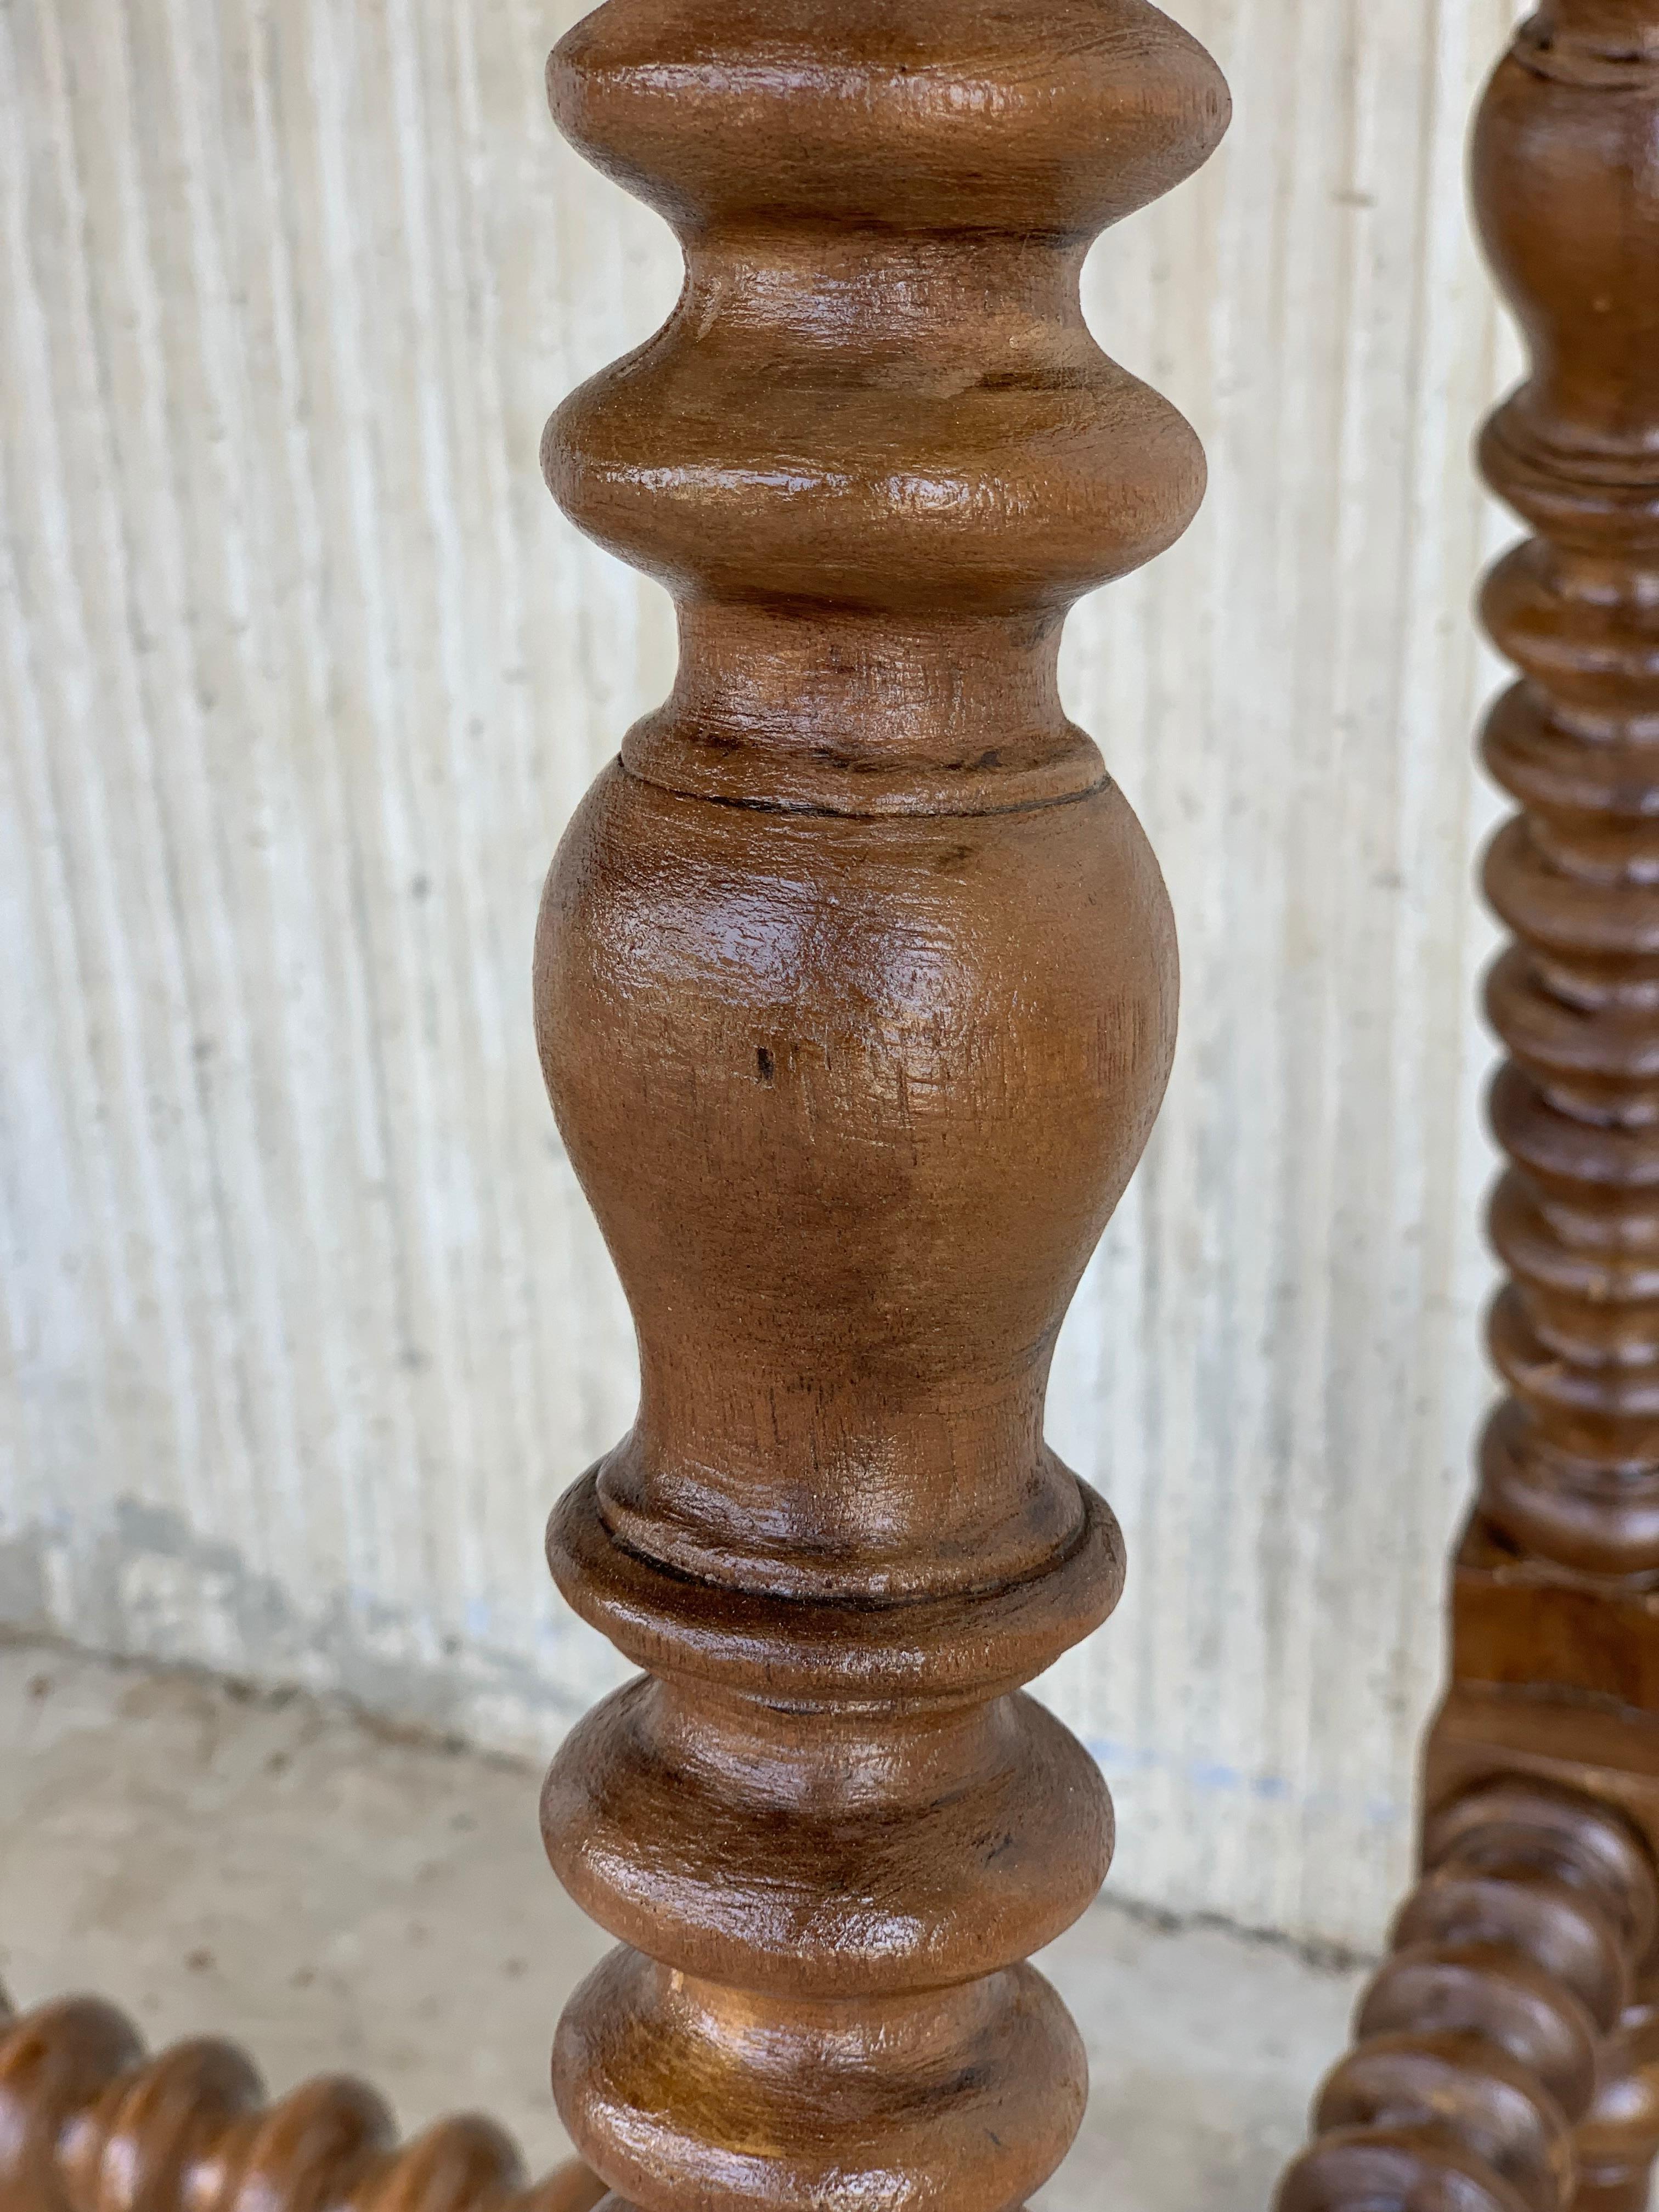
[1277,1782,1659,2212]
[0,1983,603,2212]
[531,5,1229,2208]
[1278,6,1659,2210]
[1471,1,1659,1589]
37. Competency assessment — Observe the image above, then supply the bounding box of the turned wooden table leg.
[530,5,1229,2209]
[1277,5,1659,2208]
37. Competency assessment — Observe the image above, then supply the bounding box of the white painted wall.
[1,0,1523,1952]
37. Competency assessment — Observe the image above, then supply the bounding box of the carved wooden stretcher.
[6,4,1659,2211]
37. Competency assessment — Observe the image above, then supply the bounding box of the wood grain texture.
[1436,0,1659,1861]
[1435,8,1659,2208]
[1467,0,1659,1593]
[0,1982,605,2212]
[1277,5,1659,2208]
[1278,1780,1658,2212]
[0,0,1520,1953]
[530,5,1227,2208]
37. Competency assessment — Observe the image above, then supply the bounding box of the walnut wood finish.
[1277,1780,1658,2212]
[0,1983,603,2212]
[1279,5,1659,2209]
[1436,14,1659,2211]
[1468,0,1659,1603]
[531,6,1228,2209]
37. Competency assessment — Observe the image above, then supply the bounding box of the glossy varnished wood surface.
[1280,4,1659,2208]
[0,1982,603,2212]
[1280,1781,1659,2212]
[1437,18,1659,2208]
[2,0,1537,1954]
[531,4,1228,2207]
[1468,0,1659,1593]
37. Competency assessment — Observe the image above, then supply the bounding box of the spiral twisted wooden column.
[1279,5,1659,2209]
[1471,0,1659,1607]
[0,1983,603,2212]
[1277,1781,1657,2212]
[531,6,1228,2208]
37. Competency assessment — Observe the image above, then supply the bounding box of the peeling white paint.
[0,0,1522,1951]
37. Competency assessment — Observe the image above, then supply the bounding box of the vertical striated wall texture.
[0,0,1520,1950]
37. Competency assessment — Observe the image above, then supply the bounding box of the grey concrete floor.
[0,1641,1365,2210]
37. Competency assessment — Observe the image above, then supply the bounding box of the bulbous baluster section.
[0,1984,601,2212]
[532,6,1229,2209]
[1468,0,1659,1577]
[1277,1784,1658,2212]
